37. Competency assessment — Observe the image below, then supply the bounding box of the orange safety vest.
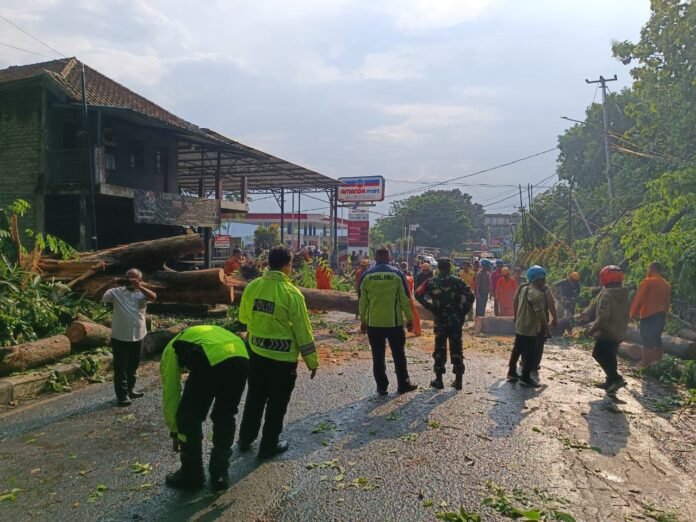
[495,276,518,317]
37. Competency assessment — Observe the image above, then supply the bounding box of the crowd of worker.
[101,243,672,492]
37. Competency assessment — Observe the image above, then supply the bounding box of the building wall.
[0,83,44,236]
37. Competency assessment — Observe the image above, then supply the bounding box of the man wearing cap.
[416,259,474,390]
[495,267,518,317]
[507,265,550,388]
[552,272,581,319]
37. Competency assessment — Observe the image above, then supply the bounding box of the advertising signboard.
[347,209,370,247]
[134,190,221,228]
[337,176,385,203]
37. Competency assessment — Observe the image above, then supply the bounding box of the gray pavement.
[0,333,694,522]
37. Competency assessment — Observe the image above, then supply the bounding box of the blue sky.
[0,0,651,220]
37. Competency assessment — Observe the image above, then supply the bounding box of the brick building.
[0,58,338,251]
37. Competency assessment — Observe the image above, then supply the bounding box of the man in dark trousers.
[359,247,417,395]
[238,246,318,459]
[102,268,156,407]
[474,259,492,317]
[415,259,474,390]
[161,325,249,490]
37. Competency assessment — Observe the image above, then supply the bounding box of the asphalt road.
[1,325,694,522]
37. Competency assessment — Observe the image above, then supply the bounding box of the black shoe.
[519,377,541,389]
[594,381,610,390]
[606,378,627,395]
[258,440,289,460]
[128,390,145,399]
[165,468,205,490]
[506,371,520,382]
[117,397,132,407]
[238,441,252,453]
[377,388,388,396]
[210,472,229,491]
[397,383,418,394]
[430,378,444,390]
[452,375,463,391]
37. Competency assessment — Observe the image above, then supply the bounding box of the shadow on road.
[487,378,546,438]
[584,398,630,455]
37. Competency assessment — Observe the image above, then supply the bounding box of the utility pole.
[527,183,533,246]
[585,74,617,215]
[518,185,528,250]
[567,181,573,246]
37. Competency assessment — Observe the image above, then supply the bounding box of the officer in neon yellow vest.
[160,324,249,490]
[238,245,318,459]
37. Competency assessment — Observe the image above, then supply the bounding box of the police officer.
[161,325,250,490]
[237,246,318,459]
[359,247,417,395]
[415,259,474,390]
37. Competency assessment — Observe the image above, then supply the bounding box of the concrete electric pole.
[585,74,617,215]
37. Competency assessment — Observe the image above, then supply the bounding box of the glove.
[406,320,414,332]
[171,432,180,452]
[360,322,368,334]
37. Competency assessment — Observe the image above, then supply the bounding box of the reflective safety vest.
[239,270,318,369]
[160,325,249,438]
[359,262,413,328]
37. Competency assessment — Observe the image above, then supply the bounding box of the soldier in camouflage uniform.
[415,259,475,390]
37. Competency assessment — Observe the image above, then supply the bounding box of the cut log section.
[0,335,72,376]
[677,328,696,342]
[226,275,435,320]
[618,342,643,362]
[142,323,188,357]
[80,234,204,269]
[65,320,112,351]
[625,324,696,360]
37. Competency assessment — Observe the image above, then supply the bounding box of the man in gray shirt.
[102,268,156,406]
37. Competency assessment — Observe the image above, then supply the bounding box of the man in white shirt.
[102,268,156,406]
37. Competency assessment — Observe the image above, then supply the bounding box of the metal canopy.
[176,129,340,195]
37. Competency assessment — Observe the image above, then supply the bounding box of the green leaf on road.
[130,462,153,475]
[87,484,108,503]
[0,488,21,502]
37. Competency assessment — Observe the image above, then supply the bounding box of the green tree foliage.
[253,224,281,252]
[372,190,485,252]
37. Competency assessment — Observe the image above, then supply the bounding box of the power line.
[0,14,66,58]
[0,41,55,59]
[383,147,558,200]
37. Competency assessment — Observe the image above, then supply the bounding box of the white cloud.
[383,0,498,31]
[365,103,499,143]
[355,46,435,80]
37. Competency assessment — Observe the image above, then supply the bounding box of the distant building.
[240,212,348,251]
[483,213,518,257]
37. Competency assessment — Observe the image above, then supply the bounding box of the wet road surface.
[1,324,694,521]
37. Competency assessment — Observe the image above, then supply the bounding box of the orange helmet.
[599,265,624,286]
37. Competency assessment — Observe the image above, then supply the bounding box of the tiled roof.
[0,57,199,134]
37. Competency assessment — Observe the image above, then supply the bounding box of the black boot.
[452,373,463,391]
[166,442,205,490]
[209,425,235,490]
[257,440,289,460]
[430,372,444,390]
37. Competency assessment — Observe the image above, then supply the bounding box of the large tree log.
[677,328,696,342]
[625,324,696,360]
[80,234,203,269]
[0,335,72,376]
[142,323,188,357]
[65,320,112,351]
[226,275,435,320]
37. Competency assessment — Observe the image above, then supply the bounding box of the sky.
[0,0,652,224]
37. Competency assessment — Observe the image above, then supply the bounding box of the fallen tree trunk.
[226,275,435,320]
[39,234,204,281]
[625,324,696,360]
[142,323,187,357]
[65,320,112,351]
[618,342,643,362]
[0,335,72,376]
[677,328,696,342]
[80,234,204,270]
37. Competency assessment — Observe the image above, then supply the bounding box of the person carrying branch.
[102,268,156,407]
[416,258,474,390]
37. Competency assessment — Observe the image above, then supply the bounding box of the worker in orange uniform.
[316,257,334,290]
[630,261,671,367]
[400,262,422,336]
[495,267,518,317]
[223,248,244,275]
